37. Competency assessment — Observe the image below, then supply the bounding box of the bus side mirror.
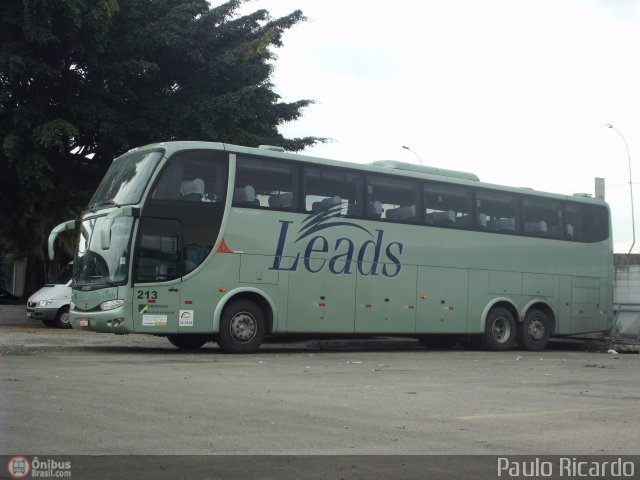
[48,220,76,260]
[101,218,114,250]
[100,207,139,251]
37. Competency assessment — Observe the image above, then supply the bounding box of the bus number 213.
[137,290,158,300]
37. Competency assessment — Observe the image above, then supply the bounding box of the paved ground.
[1,325,639,456]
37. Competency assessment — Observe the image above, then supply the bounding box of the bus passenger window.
[572,203,609,243]
[304,167,363,216]
[476,190,519,233]
[424,183,472,228]
[523,197,562,239]
[367,175,419,223]
[235,156,299,210]
[152,151,227,203]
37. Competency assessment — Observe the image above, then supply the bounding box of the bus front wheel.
[217,300,265,354]
[517,309,550,351]
[481,307,516,351]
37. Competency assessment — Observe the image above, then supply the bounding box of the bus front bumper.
[70,307,133,333]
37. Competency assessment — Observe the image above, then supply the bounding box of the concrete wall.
[614,264,640,304]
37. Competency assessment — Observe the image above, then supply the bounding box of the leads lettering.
[270,220,403,278]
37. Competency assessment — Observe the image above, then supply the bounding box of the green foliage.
[0,0,323,278]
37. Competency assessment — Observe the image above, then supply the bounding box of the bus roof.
[125,141,607,207]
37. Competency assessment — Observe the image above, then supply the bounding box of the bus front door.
[132,218,183,333]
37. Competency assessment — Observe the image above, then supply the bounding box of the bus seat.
[525,220,547,234]
[478,213,488,228]
[368,201,382,219]
[426,210,455,226]
[312,196,341,212]
[268,192,293,209]
[234,185,259,206]
[386,205,416,221]
[498,218,515,231]
[180,178,205,201]
[322,196,342,208]
[566,224,574,239]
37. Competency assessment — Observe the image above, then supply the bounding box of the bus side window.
[523,197,562,239]
[476,190,519,233]
[367,175,419,223]
[304,166,363,216]
[152,151,227,203]
[235,156,299,210]
[567,203,609,242]
[424,183,472,228]
[136,234,179,282]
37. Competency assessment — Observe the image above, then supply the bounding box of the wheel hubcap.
[59,312,70,325]
[528,319,545,341]
[492,317,511,343]
[230,312,257,343]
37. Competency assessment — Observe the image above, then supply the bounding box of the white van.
[26,262,73,328]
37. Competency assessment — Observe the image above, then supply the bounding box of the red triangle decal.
[216,238,234,254]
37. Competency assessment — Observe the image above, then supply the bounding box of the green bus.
[49,141,613,353]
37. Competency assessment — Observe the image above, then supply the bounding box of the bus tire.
[517,309,551,351]
[55,306,72,329]
[417,334,458,349]
[167,334,210,350]
[217,300,265,354]
[481,307,516,351]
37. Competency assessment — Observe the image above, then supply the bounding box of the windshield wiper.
[87,200,121,213]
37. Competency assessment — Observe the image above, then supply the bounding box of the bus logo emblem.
[270,204,403,278]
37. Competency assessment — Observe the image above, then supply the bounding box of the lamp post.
[402,145,423,165]
[605,123,635,257]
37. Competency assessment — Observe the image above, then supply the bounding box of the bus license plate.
[79,318,89,327]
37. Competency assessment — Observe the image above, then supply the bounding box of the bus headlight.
[99,299,125,311]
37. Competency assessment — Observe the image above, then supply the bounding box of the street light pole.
[402,145,423,165]
[606,123,635,257]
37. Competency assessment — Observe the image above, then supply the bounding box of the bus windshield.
[88,151,162,211]
[73,216,133,287]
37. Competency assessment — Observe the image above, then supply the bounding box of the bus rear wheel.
[517,309,550,351]
[481,307,516,351]
[167,334,211,350]
[217,300,265,354]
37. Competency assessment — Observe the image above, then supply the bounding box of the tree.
[0,0,323,296]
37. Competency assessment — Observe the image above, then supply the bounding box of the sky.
[237,0,640,253]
